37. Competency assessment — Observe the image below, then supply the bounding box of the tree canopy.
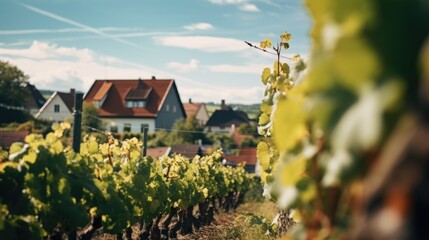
[0,61,31,124]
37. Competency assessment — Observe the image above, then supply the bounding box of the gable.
[36,92,74,120]
[85,79,176,118]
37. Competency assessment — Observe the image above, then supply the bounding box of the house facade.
[36,89,76,122]
[204,100,250,133]
[183,98,209,126]
[84,78,186,133]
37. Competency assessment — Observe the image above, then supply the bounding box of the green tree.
[0,61,31,124]
[237,123,257,135]
[206,133,234,152]
[148,116,206,147]
[82,102,104,132]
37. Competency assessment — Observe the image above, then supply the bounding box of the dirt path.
[90,211,240,240]
[178,211,239,240]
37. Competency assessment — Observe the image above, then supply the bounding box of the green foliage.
[237,123,257,135]
[206,132,235,151]
[82,102,104,132]
[257,0,429,238]
[0,61,31,124]
[0,123,253,238]
[148,116,206,147]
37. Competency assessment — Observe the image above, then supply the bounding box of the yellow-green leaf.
[261,67,271,85]
[260,102,272,114]
[280,32,292,42]
[273,94,307,151]
[257,142,271,171]
[258,113,270,126]
[278,156,306,186]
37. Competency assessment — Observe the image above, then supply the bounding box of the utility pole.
[142,126,148,157]
[72,93,83,153]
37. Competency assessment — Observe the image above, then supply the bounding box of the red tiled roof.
[224,148,257,166]
[183,102,203,117]
[84,79,175,118]
[170,144,202,159]
[0,130,29,148]
[93,81,112,101]
[147,147,170,158]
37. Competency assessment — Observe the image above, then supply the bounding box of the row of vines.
[257,0,429,239]
[0,123,254,239]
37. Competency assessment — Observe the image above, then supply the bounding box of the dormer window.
[125,85,152,108]
[126,100,146,108]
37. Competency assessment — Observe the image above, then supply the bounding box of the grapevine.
[256,0,429,239]
[0,123,253,239]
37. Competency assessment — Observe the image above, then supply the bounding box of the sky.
[0,0,311,104]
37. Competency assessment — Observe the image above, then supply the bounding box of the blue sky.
[0,0,311,104]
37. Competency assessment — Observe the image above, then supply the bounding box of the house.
[169,143,203,159]
[205,100,251,133]
[84,78,186,133]
[35,89,76,122]
[223,148,258,174]
[24,83,46,116]
[146,147,171,158]
[183,98,209,126]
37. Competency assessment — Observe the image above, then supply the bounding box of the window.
[173,106,177,112]
[123,123,131,132]
[110,126,118,133]
[126,100,146,108]
[54,104,60,112]
[141,124,149,133]
[166,104,170,111]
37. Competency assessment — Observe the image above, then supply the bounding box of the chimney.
[189,98,192,104]
[151,76,156,80]
[221,99,226,110]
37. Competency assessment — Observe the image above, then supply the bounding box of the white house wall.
[103,118,156,133]
[205,126,233,133]
[196,106,209,126]
[36,95,72,122]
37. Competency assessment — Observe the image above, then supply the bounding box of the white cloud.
[239,4,260,12]
[155,36,247,52]
[179,85,263,104]
[0,41,264,103]
[168,59,199,73]
[207,0,260,12]
[184,23,214,31]
[0,42,149,91]
[0,41,93,61]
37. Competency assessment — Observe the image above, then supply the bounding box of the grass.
[217,200,279,240]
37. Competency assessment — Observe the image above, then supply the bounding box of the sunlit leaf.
[273,94,307,151]
[257,142,271,171]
